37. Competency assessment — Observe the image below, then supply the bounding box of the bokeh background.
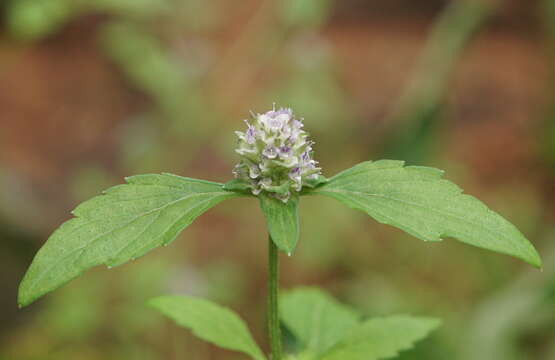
[1,0,555,359]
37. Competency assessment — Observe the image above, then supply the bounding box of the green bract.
[259,193,300,254]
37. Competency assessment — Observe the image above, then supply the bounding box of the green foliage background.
[1,0,554,359]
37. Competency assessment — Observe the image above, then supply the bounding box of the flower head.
[233,106,321,202]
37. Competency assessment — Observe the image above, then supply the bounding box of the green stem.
[268,235,282,360]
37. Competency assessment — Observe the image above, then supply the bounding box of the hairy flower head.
[233,106,322,202]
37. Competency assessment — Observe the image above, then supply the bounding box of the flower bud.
[233,106,321,202]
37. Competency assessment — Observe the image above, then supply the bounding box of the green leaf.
[309,160,541,267]
[149,295,266,360]
[321,315,441,360]
[280,288,359,355]
[18,174,239,307]
[259,194,300,254]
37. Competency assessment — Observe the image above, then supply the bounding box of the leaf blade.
[18,174,239,307]
[280,288,359,356]
[149,295,266,360]
[259,194,300,254]
[310,160,541,267]
[321,315,441,360]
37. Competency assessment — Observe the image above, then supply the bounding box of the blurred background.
[1,0,554,359]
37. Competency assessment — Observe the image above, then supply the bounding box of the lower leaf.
[280,288,359,355]
[149,295,266,360]
[321,315,441,360]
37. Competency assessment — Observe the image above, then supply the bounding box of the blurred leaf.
[279,0,333,28]
[100,22,185,97]
[149,295,266,360]
[5,0,74,40]
[280,288,359,355]
[18,174,239,307]
[89,0,170,17]
[309,160,541,267]
[271,53,350,133]
[171,0,220,32]
[259,193,299,254]
[321,315,441,360]
[382,104,442,165]
[99,22,204,134]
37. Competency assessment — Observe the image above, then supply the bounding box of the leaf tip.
[146,298,158,308]
[17,294,32,309]
[276,240,297,255]
[427,317,443,330]
[516,240,542,268]
[17,286,33,309]
[146,296,161,305]
[281,247,295,256]
[17,297,25,309]
[527,249,542,269]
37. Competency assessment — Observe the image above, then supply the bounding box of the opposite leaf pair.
[18,158,541,307]
[149,288,441,360]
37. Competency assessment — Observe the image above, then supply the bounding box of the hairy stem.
[268,235,282,359]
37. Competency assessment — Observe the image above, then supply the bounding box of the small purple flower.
[263,146,278,159]
[289,167,301,181]
[292,119,303,129]
[279,146,291,158]
[245,125,256,144]
[275,108,292,116]
[301,150,310,162]
[268,118,284,131]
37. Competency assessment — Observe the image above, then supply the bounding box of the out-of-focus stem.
[383,0,497,162]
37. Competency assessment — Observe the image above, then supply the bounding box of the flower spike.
[233,106,321,202]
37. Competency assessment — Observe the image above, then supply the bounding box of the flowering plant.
[19,106,541,360]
